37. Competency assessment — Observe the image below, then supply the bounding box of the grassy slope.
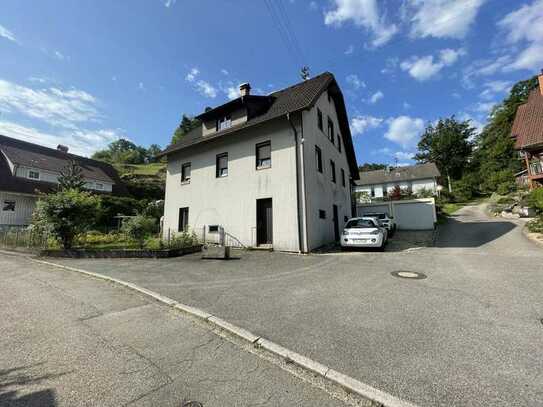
[113,162,166,176]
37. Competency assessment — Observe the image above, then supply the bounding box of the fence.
[0,228,49,251]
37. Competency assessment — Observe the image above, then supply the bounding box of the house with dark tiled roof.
[512,71,543,189]
[353,163,441,201]
[158,72,358,252]
[0,134,127,228]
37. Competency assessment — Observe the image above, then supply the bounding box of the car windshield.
[345,219,376,228]
[366,213,386,219]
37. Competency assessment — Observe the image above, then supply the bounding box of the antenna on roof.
[300,66,310,81]
[394,157,399,168]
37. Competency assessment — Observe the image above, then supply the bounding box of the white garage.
[357,198,437,230]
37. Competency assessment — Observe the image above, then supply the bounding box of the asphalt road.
[0,254,356,407]
[38,205,543,406]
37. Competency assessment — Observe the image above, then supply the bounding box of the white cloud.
[324,0,398,47]
[164,0,176,7]
[0,24,16,43]
[400,48,465,81]
[458,112,484,134]
[394,151,415,161]
[479,80,511,100]
[346,74,365,90]
[0,121,122,157]
[185,67,200,82]
[344,44,355,55]
[220,69,229,75]
[226,86,239,100]
[385,116,424,147]
[54,50,66,60]
[473,101,495,114]
[369,90,384,103]
[0,79,100,129]
[403,102,411,109]
[381,57,399,75]
[407,0,486,39]
[498,0,543,71]
[350,115,383,136]
[195,80,218,98]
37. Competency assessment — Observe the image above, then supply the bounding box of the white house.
[0,135,127,228]
[353,163,441,201]
[159,72,359,252]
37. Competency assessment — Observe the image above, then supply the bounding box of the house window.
[330,160,336,183]
[327,118,334,144]
[319,209,326,219]
[178,207,189,232]
[216,153,228,177]
[256,141,271,169]
[217,115,232,131]
[383,186,388,197]
[208,225,219,233]
[95,183,104,190]
[341,169,346,187]
[315,146,323,173]
[370,186,375,197]
[181,162,191,183]
[28,170,40,180]
[338,135,342,153]
[317,109,323,131]
[2,200,15,212]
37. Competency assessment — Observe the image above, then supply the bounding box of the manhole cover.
[182,402,203,407]
[391,270,427,280]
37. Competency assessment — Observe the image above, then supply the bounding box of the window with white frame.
[217,115,232,131]
[28,170,40,180]
[2,200,15,211]
[256,141,271,169]
[181,162,191,183]
[95,183,104,190]
[216,153,228,177]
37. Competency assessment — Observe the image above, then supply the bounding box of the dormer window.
[28,170,40,180]
[216,115,232,131]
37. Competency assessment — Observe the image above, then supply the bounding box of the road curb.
[28,257,418,407]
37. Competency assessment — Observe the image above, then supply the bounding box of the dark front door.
[256,198,273,245]
[332,204,340,242]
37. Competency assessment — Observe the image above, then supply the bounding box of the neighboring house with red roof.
[0,134,127,228]
[512,71,543,189]
[158,72,359,252]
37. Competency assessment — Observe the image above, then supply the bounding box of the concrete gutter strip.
[26,256,418,407]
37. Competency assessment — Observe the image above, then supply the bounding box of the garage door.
[394,201,435,230]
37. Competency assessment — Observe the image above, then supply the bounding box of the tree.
[58,160,85,191]
[171,115,200,145]
[91,139,148,164]
[121,215,157,248]
[358,163,388,172]
[415,116,475,193]
[32,189,101,249]
[146,144,163,163]
[472,76,539,194]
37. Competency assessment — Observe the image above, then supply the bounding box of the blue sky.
[0,0,542,165]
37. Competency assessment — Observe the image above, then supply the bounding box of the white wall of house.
[354,178,437,202]
[14,165,113,192]
[302,91,353,250]
[0,191,38,227]
[162,118,301,252]
[357,198,436,230]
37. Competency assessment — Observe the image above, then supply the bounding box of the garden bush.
[121,215,157,248]
[527,216,543,233]
[527,188,543,213]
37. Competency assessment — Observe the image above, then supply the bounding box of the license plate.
[353,239,367,243]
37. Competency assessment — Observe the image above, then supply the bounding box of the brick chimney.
[539,69,543,96]
[239,83,251,97]
[57,144,69,153]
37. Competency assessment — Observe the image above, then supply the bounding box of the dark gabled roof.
[355,163,441,186]
[512,88,543,150]
[0,134,128,196]
[160,72,359,179]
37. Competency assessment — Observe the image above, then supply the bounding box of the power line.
[263,0,306,73]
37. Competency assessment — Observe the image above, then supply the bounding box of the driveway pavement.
[44,205,543,406]
[0,254,354,406]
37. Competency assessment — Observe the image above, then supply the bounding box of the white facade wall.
[14,165,113,192]
[302,91,353,250]
[0,191,38,227]
[354,177,437,202]
[163,119,301,252]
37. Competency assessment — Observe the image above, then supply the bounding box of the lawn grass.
[114,163,165,176]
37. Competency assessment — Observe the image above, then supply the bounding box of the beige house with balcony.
[159,72,359,252]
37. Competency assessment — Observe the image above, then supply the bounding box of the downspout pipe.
[287,112,304,253]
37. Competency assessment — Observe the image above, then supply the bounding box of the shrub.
[527,216,543,233]
[96,195,145,230]
[169,230,199,249]
[32,189,101,249]
[415,187,435,198]
[527,188,543,213]
[121,215,157,248]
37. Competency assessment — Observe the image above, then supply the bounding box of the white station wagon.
[341,217,388,251]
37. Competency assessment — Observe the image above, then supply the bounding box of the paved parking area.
[47,205,543,407]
